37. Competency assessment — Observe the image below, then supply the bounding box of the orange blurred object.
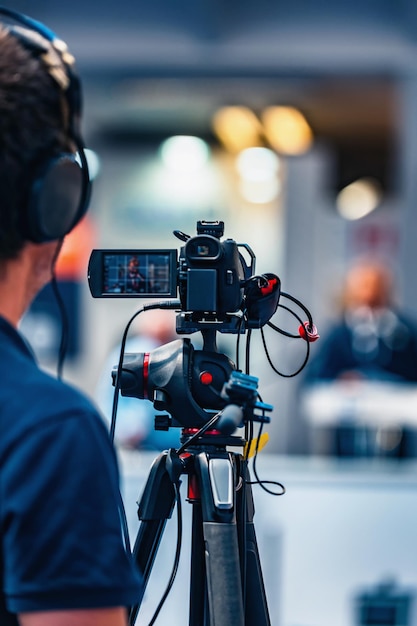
[55,216,96,280]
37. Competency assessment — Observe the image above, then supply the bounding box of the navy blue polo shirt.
[0,316,143,624]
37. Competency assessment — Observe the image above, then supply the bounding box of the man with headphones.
[0,9,143,626]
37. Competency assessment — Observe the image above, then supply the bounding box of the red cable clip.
[260,277,279,296]
[298,321,320,342]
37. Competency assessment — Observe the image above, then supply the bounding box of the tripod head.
[112,327,273,432]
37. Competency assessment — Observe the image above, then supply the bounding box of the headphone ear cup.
[25,153,88,243]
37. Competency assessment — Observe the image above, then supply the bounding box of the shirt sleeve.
[1,409,143,613]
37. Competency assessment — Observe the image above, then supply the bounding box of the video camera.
[87,220,316,432]
[88,220,280,334]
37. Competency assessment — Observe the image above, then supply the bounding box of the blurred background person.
[96,308,181,450]
[301,259,417,457]
[308,259,417,383]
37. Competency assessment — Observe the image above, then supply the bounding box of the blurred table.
[301,380,417,457]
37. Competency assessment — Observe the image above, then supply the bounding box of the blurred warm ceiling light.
[336,177,382,220]
[212,106,263,153]
[262,106,313,155]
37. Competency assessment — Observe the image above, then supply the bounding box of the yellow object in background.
[245,432,270,458]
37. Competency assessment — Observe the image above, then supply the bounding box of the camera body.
[88,220,255,333]
[176,221,253,332]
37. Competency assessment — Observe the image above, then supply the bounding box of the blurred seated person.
[96,309,181,451]
[303,259,417,457]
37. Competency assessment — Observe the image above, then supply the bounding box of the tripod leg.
[237,461,271,626]
[194,450,245,626]
[129,451,177,625]
[188,497,207,625]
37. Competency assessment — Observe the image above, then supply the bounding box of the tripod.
[128,432,271,626]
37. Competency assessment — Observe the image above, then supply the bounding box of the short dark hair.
[0,26,69,259]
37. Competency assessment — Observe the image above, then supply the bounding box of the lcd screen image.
[103,253,173,295]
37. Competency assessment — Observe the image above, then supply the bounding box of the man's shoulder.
[7,356,97,412]
[1,355,106,449]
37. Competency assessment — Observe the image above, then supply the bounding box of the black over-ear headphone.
[0,7,91,243]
